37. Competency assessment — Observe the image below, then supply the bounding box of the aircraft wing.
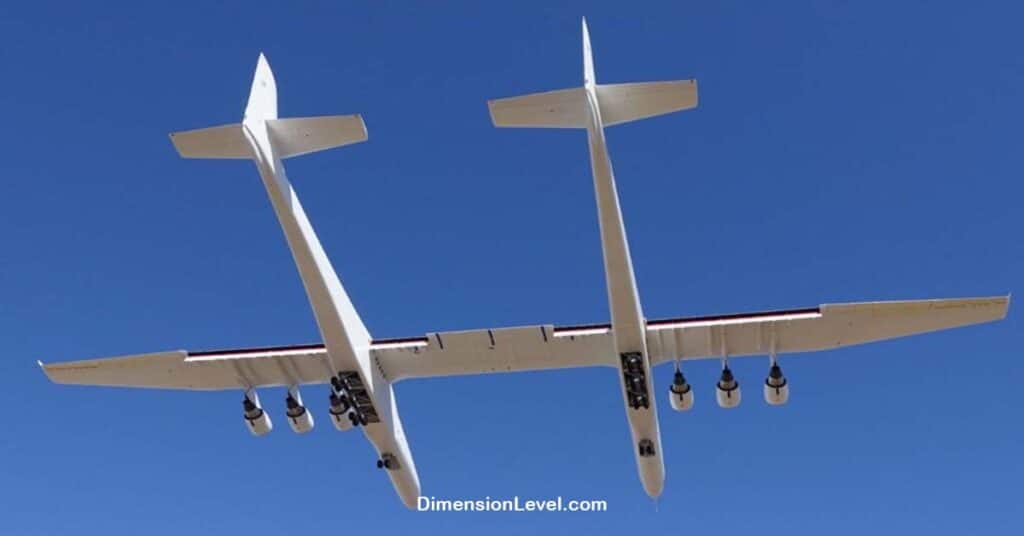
[38,326,619,390]
[40,296,1007,389]
[39,345,335,391]
[644,295,1009,366]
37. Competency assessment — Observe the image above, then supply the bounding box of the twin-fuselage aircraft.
[41,20,1008,508]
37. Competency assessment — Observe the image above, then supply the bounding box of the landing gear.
[332,371,380,425]
[376,453,400,471]
[637,439,656,458]
[620,352,651,410]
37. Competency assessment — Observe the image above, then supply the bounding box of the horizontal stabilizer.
[169,115,367,160]
[267,115,367,158]
[169,123,249,159]
[597,80,697,126]
[488,87,588,128]
[488,81,697,129]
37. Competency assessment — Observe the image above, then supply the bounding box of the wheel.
[376,460,384,469]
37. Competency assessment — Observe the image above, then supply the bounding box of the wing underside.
[40,296,1008,390]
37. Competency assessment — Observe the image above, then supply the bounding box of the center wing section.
[373,325,616,381]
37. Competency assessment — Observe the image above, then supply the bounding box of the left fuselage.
[582,86,664,497]
[243,119,421,508]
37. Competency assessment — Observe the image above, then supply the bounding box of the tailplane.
[169,53,367,160]
[596,81,697,127]
[487,18,697,129]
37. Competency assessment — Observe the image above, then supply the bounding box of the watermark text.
[418,495,607,513]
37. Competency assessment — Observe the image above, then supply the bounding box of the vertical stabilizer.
[582,18,596,87]
[245,53,278,121]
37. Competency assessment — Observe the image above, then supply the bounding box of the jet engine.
[285,387,314,434]
[715,366,741,409]
[243,391,273,436]
[328,392,355,431]
[763,364,789,406]
[668,370,694,411]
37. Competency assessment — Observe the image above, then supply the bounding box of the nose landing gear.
[637,439,656,457]
[376,453,400,471]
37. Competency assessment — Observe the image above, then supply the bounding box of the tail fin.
[487,18,697,129]
[245,53,278,121]
[169,53,367,159]
[582,17,595,87]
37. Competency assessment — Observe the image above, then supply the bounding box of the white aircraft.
[41,20,1008,509]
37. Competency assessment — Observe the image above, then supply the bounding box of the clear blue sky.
[1,1,1021,533]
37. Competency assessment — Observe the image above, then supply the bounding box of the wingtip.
[485,99,501,127]
[37,360,55,383]
[356,114,369,142]
[167,131,189,158]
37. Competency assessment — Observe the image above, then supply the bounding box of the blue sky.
[1,1,1021,533]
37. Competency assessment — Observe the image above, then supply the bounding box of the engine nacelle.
[285,387,314,434]
[668,370,694,411]
[715,367,741,409]
[328,393,355,431]
[242,391,272,436]
[763,364,789,406]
